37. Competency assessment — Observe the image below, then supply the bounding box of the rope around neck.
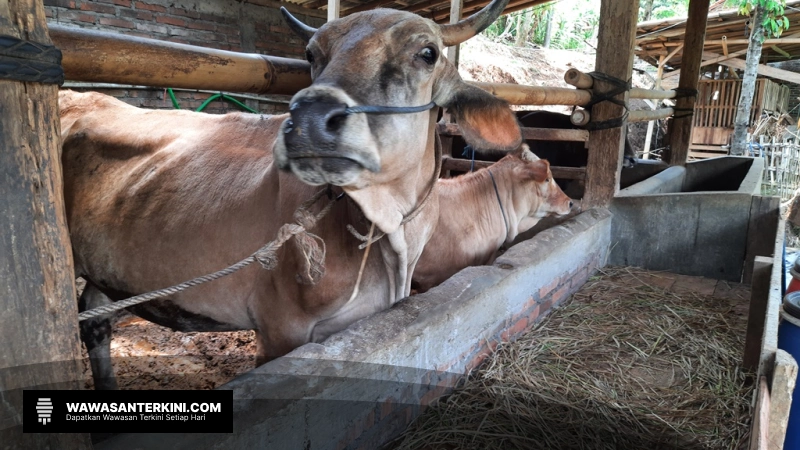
[347,130,443,249]
[78,188,337,321]
[487,169,509,244]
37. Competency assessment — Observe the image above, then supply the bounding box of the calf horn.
[439,0,509,47]
[281,7,317,43]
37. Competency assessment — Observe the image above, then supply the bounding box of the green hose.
[167,88,259,114]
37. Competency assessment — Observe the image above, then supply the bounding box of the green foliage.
[736,0,790,37]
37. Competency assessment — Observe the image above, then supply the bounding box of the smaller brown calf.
[412,146,574,292]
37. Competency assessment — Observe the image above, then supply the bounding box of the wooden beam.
[743,196,780,284]
[722,36,738,79]
[344,0,398,14]
[0,1,92,448]
[665,0,711,165]
[769,350,798,450]
[327,0,340,21]
[663,48,748,79]
[583,0,639,208]
[437,123,589,142]
[662,43,684,66]
[744,257,773,371]
[707,51,800,84]
[750,377,771,450]
[704,37,800,45]
[441,156,586,180]
[770,44,791,58]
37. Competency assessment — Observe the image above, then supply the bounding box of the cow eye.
[305,49,315,64]
[418,46,437,65]
[545,177,551,182]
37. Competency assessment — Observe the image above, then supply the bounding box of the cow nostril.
[569,201,574,208]
[284,119,294,134]
[326,111,348,133]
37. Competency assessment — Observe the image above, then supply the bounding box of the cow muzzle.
[275,92,382,187]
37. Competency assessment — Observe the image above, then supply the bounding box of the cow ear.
[517,158,549,182]
[434,64,521,152]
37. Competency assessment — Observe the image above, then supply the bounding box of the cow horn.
[281,7,317,42]
[439,0,509,47]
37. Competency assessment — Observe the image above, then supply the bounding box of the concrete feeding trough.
[610,156,765,282]
[97,209,613,449]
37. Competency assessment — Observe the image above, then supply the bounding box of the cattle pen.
[0,0,792,449]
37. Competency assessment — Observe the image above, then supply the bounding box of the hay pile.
[392,267,753,450]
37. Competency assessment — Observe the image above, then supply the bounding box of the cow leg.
[78,283,119,390]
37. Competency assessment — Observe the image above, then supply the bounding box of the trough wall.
[610,156,767,282]
[45,0,323,113]
[96,208,612,450]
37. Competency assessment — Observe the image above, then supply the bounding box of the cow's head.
[511,146,573,234]
[274,0,521,233]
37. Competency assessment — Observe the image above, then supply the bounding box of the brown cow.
[63,0,520,389]
[412,146,573,292]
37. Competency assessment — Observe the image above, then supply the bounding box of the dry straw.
[391,267,754,450]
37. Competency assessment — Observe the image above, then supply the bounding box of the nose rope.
[343,101,437,115]
[487,169,509,245]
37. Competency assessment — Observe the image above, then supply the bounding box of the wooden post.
[582,0,639,208]
[327,0,340,22]
[664,0,711,165]
[446,0,464,67]
[0,0,91,447]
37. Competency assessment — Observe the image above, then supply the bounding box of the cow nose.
[285,100,350,151]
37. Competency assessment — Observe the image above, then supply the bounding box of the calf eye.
[305,49,315,64]
[418,46,438,65]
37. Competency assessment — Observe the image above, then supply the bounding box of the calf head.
[274,0,521,233]
[511,147,573,234]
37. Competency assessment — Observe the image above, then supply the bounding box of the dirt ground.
[82,38,664,391]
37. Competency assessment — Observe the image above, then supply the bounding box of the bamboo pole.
[629,87,677,100]
[564,68,594,89]
[50,24,311,95]
[470,82,592,106]
[571,109,591,126]
[628,107,674,123]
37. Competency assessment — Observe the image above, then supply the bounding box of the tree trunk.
[641,0,654,22]
[543,10,553,48]
[731,6,767,155]
[515,11,532,47]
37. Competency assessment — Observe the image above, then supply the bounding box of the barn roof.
[636,0,800,71]
[283,0,552,23]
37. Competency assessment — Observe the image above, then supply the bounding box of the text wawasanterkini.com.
[64,402,221,422]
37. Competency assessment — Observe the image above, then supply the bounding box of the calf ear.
[517,159,549,183]
[434,64,521,152]
[519,144,539,161]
